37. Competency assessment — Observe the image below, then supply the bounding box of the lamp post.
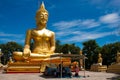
[0,49,2,63]
[60,52,62,79]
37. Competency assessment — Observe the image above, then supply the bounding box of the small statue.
[80,50,82,55]
[9,57,13,63]
[116,51,120,63]
[79,50,83,69]
[97,53,102,66]
[0,49,2,63]
[13,2,55,62]
[0,49,2,56]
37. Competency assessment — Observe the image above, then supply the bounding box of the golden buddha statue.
[107,51,120,73]
[90,53,107,72]
[97,53,102,66]
[6,2,71,73]
[13,2,55,62]
[116,51,120,63]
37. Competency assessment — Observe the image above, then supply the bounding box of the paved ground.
[0,69,120,80]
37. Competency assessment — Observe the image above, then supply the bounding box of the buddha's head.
[80,50,82,55]
[36,2,48,25]
[98,53,102,57]
[117,51,120,56]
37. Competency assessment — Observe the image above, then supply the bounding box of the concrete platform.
[107,63,120,74]
[90,65,107,72]
[6,62,41,73]
[0,69,120,80]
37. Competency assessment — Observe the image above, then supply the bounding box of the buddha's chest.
[31,30,51,41]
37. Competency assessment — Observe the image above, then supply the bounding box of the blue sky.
[0,0,120,49]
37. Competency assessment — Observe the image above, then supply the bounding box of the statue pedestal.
[90,65,107,72]
[6,57,71,73]
[107,63,120,74]
[0,63,3,69]
[6,62,41,73]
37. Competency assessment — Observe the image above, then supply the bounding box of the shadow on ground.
[39,74,86,79]
[106,75,120,80]
[39,74,57,79]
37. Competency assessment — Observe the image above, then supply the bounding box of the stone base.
[6,57,71,73]
[90,65,107,72]
[6,62,41,73]
[0,63,3,68]
[107,63,120,74]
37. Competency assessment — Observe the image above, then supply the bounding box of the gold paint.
[13,2,55,62]
[116,51,120,63]
[90,53,107,72]
[7,2,71,73]
[97,53,102,65]
[107,51,120,73]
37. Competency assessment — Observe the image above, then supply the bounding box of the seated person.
[74,64,79,77]
[65,66,72,78]
[13,2,55,62]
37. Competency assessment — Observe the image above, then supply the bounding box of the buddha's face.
[36,11,48,25]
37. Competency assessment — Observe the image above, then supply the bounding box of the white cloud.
[91,0,103,4]
[0,32,23,38]
[0,38,24,43]
[59,31,112,43]
[91,0,120,9]
[0,38,12,42]
[56,31,69,38]
[53,13,120,44]
[0,32,24,43]
[56,31,83,38]
[109,0,120,7]
[91,0,120,6]
[99,13,120,24]
[112,28,120,36]
[53,19,99,30]
[81,32,112,40]
[53,20,81,30]
[81,19,100,28]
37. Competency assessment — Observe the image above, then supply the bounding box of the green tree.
[82,40,101,69]
[55,40,62,53]
[61,43,80,54]
[101,42,120,66]
[55,40,80,54]
[0,42,23,64]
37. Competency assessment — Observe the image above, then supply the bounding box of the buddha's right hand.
[23,48,31,59]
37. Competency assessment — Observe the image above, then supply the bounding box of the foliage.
[55,40,62,53]
[55,40,80,54]
[82,40,120,69]
[0,42,23,65]
[0,40,120,69]
[82,40,101,69]
[55,40,81,62]
[101,42,120,66]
